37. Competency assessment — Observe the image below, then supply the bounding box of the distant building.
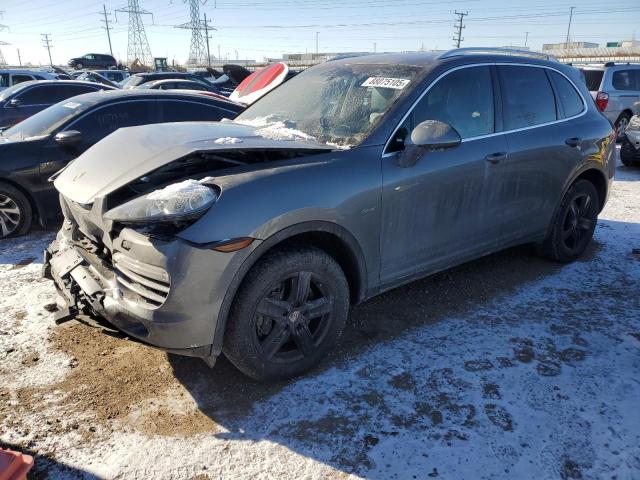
[542,41,599,50]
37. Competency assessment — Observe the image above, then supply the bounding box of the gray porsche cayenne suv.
[45,48,616,381]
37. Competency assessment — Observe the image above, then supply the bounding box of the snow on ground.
[1,154,640,480]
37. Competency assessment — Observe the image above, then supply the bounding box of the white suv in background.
[578,63,640,140]
[0,69,59,91]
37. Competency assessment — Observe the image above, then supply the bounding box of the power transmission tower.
[42,33,53,65]
[116,0,153,67]
[175,0,211,66]
[453,11,468,48]
[100,4,114,56]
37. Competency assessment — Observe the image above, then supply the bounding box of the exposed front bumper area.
[42,204,246,360]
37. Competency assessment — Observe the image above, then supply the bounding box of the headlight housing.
[104,178,217,224]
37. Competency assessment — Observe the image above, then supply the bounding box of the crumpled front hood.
[54,121,331,204]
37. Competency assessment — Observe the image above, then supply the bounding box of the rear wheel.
[620,139,639,167]
[540,180,599,263]
[0,183,32,239]
[223,246,349,381]
[615,112,632,142]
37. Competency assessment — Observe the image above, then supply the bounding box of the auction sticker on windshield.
[63,102,82,109]
[362,77,410,89]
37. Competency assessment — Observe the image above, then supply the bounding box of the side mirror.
[8,98,21,108]
[54,130,83,147]
[398,120,461,168]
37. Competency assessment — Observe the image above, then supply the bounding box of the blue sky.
[0,0,638,66]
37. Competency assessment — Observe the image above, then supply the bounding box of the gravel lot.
[1,152,639,480]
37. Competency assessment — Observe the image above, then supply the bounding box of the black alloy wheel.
[224,246,349,381]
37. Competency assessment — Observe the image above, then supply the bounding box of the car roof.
[59,88,241,108]
[0,69,57,76]
[146,78,200,85]
[9,79,116,89]
[134,71,194,78]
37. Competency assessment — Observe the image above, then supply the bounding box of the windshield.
[121,75,144,88]
[1,99,90,141]
[579,69,604,91]
[235,62,422,147]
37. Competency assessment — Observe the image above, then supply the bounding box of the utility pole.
[16,48,21,66]
[453,11,467,48]
[100,4,114,56]
[524,31,529,48]
[42,33,53,65]
[373,42,377,53]
[116,0,153,67]
[0,13,8,66]
[315,31,319,55]
[203,12,211,66]
[565,6,575,48]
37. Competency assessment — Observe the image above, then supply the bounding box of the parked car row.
[578,62,640,140]
[34,48,616,382]
[0,89,243,238]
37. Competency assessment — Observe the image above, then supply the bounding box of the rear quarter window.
[549,71,585,118]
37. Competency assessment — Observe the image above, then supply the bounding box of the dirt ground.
[1,152,639,479]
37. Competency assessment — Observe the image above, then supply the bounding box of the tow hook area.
[53,306,78,325]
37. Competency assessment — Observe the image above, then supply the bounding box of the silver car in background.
[579,63,640,139]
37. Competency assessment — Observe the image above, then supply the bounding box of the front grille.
[112,252,170,309]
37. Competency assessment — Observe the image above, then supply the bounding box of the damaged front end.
[42,121,333,362]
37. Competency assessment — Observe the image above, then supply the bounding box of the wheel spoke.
[568,201,579,221]
[256,297,290,322]
[290,272,311,306]
[292,322,315,356]
[0,218,9,237]
[579,195,591,217]
[578,217,594,231]
[302,297,333,319]
[261,322,290,360]
[562,227,575,241]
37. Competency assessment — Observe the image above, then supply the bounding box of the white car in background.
[0,69,59,91]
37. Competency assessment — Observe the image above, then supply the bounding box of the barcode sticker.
[362,77,410,89]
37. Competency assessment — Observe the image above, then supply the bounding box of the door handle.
[485,152,507,164]
[565,137,581,148]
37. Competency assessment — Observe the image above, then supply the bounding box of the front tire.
[223,246,349,382]
[0,183,32,239]
[75,63,83,70]
[540,180,599,263]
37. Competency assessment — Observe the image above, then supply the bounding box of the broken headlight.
[104,179,217,224]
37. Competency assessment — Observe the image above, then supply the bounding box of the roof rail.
[438,47,557,62]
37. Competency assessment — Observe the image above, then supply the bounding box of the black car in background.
[68,53,117,70]
[0,90,243,238]
[0,80,115,130]
[121,72,217,90]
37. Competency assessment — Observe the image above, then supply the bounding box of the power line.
[41,33,53,64]
[100,4,114,56]
[116,0,153,66]
[453,10,467,48]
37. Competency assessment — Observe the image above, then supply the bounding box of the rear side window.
[549,71,584,118]
[411,65,495,139]
[159,100,229,122]
[611,70,638,91]
[68,101,157,146]
[59,85,99,99]
[580,69,603,91]
[0,74,9,88]
[11,74,34,85]
[499,65,557,130]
